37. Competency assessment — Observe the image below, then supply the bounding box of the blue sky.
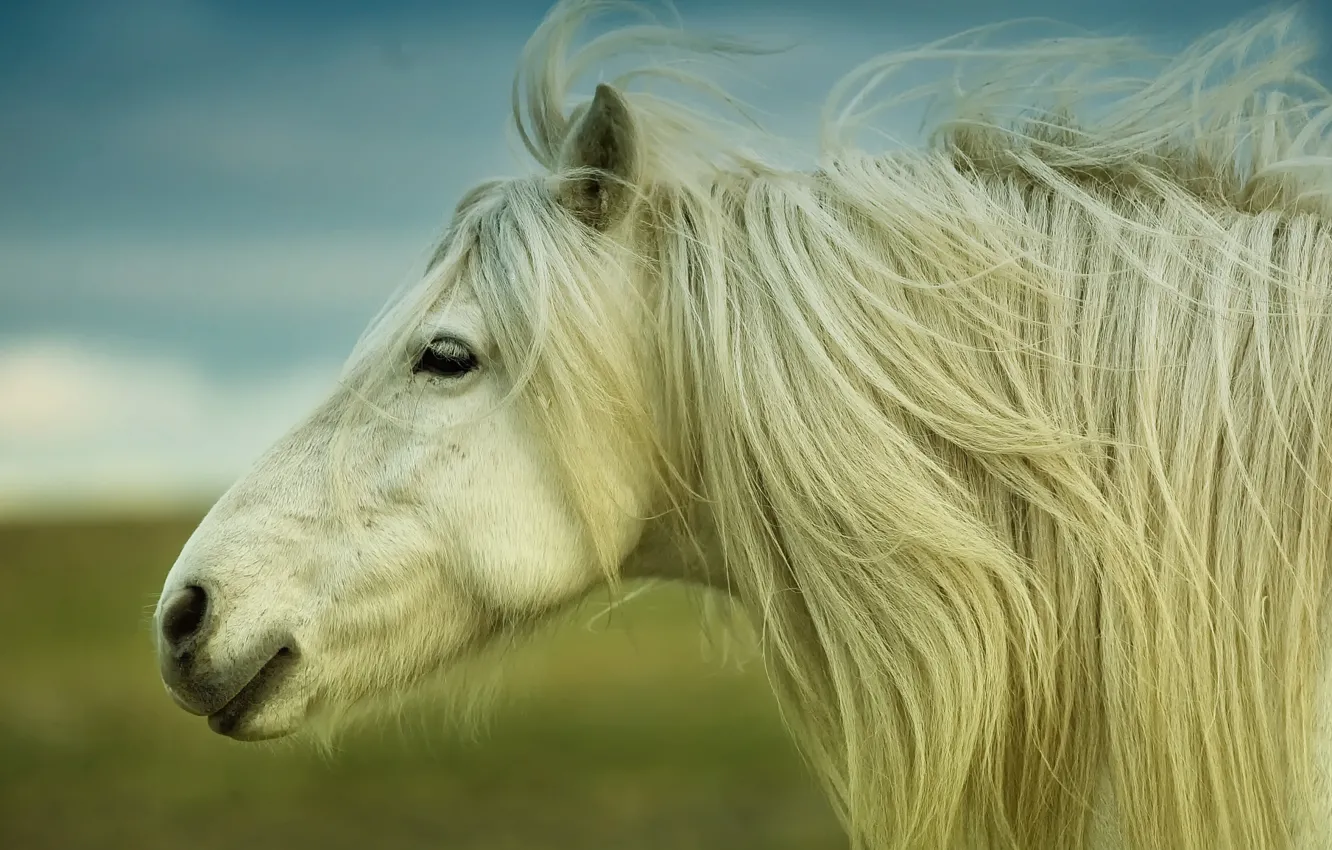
[1,0,1326,513]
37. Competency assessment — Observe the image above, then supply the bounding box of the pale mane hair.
[355,1,1332,846]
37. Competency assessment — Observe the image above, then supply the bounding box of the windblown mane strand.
[491,2,1332,847]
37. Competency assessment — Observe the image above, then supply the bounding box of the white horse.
[154,2,1332,847]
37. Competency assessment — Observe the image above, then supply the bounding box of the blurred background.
[1,1,1324,848]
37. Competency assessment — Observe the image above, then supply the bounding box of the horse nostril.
[161,585,210,651]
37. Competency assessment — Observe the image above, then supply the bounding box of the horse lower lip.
[206,648,295,738]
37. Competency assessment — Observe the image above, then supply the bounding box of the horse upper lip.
[164,680,215,717]
[162,642,295,718]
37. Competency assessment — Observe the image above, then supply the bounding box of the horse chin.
[206,695,306,741]
[209,714,299,742]
[203,658,310,742]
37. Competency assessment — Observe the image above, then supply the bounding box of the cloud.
[0,5,926,518]
[2,231,429,311]
[0,336,342,516]
[0,2,917,387]
[2,0,1322,517]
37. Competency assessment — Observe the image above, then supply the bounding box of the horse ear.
[557,83,639,231]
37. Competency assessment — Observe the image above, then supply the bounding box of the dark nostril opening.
[161,585,209,649]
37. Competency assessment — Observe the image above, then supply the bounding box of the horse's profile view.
[153,2,1332,847]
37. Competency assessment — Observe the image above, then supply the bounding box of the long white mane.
[365,2,1332,847]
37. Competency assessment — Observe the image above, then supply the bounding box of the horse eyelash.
[413,336,479,377]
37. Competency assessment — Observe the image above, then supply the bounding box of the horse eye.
[413,337,478,379]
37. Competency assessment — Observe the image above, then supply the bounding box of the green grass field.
[0,514,844,849]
